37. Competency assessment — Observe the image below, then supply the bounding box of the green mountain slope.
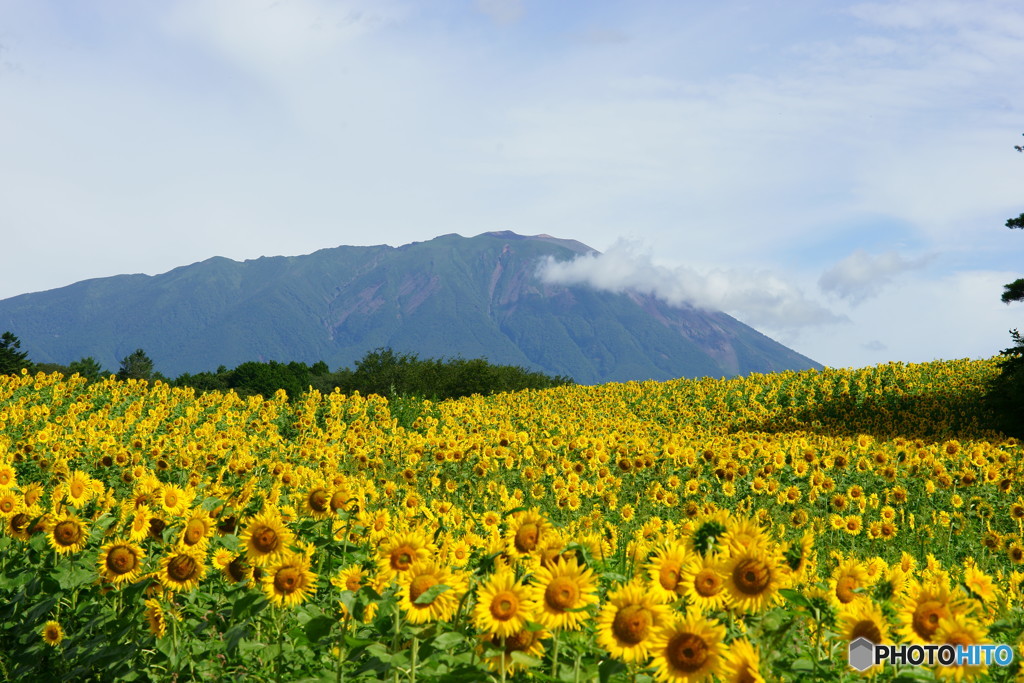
[0,232,821,382]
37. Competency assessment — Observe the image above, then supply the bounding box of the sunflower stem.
[550,631,560,678]
[410,632,419,683]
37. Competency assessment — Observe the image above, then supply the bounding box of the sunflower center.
[107,546,137,574]
[912,601,947,641]
[308,488,329,513]
[345,574,361,591]
[329,491,347,512]
[544,576,579,611]
[53,520,82,546]
[70,480,86,498]
[10,513,29,533]
[227,557,248,583]
[694,569,722,597]
[514,523,540,553]
[850,619,883,644]
[252,526,278,553]
[184,520,206,546]
[612,604,652,645]
[503,629,537,653]
[391,546,416,571]
[835,576,859,604]
[409,574,439,603]
[274,566,302,595]
[0,499,13,513]
[164,492,179,508]
[733,559,770,595]
[167,554,199,582]
[489,590,520,621]
[658,562,681,591]
[667,632,709,673]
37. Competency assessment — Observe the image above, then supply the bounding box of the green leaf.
[599,658,628,683]
[509,651,543,668]
[523,620,546,632]
[413,583,451,605]
[791,657,815,671]
[431,631,465,650]
[232,591,268,620]
[304,615,335,643]
[779,588,813,609]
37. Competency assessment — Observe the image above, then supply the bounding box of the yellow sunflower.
[156,547,207,592]
[649,613,726,683]
[720,514,771,554]
[65,470,94,507]
[779,530,817,585]
[375,528,435,583]
[0,490,21,517]
[301,485,332,520]
[178,510,215,550]
[933,613,990,681]
[144,598,167,638]
[473,568,536,638]
[722,544,785,614]
[479,627,549,675]
[596,581,670,663]
[239,508,294,567]
[263,551,319,608]
[127,504,153,543]
[0,462,16,489]
[41,620,64,647]
[397,559,466,624]
[829,556,871,608]
[680,552,730,612]
[837,599,891,647]
[330,564,366,593]
[157,484,192,518]
[504,507,553,559]
[645,541,692,603]
[895,579,971,644]
[529,557,599,631]
[720,638,765,683]
[47,513,88,555]
[98,540,146,586]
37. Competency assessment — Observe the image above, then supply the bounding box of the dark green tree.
[985,136,1024,436]
[117,349,155,381]
[68,357,108,382]
[0,332,32,375]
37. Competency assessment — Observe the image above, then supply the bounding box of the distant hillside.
[0,232,821,383]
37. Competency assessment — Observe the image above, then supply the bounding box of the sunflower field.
[0,358,1022,682]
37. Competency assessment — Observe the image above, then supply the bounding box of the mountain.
[0,232,821,383]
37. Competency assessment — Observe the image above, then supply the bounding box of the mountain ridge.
[0,232,821,383]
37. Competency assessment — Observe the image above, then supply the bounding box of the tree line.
[0,338,573,401]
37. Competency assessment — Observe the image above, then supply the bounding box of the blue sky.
[1,0,1022,369]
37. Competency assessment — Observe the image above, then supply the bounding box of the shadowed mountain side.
[0,232,821,383]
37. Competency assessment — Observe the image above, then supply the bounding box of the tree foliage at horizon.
[984,134,1024,437]
[0,335,572,402]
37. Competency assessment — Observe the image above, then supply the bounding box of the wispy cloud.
[537,240,845,331]
[819,249,934,304]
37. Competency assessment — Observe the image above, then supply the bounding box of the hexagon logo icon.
[848,637,875,672]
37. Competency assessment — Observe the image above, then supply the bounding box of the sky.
[1,0,1022,370]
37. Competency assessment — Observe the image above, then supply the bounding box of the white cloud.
[537,240,845,332]
[819,249,934,304]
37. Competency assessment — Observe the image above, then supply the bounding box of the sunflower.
[720,514,771,554]
[837,599,891,647]
[127,504,153,543]
[504,507,552,559]
[0,490,21,517]
[375,528,435,583]
[397,559,466,624]
[98,540,146,586]
[962,562,999,606]
[722,545,785,614]
[302,485,332,520]
[680,552,729,611]
[895,579,971,644]
[41,620,64,647]
[178,510,215,550]
[649,613,726,683]
[932,613,990,681]
[473,568,535,638]
[263,551,319,608]
[596,581,670,663]
[157,484,192,518]
[156,547,207,592]
[239,508,294,567]
[828,557,871,608]
[528,556,599,631]
[480,627,549,675]
[779,531,816,585]
[687,510,730,556]
[646,541,691,603]
[330,564,366,593]
[65,470,94,507]
[720,638,765,683]
[144,598,167,637]
[47,513,88,555]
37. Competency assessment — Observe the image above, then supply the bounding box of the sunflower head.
[41,620,64,647]
[650,613,726,683]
